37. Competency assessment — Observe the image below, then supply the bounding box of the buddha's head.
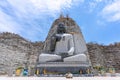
[57,23,66,34]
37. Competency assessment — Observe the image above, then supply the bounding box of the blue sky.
[0,0,120,45]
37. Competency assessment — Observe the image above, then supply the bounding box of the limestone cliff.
[0,32,44,75]
[87,42,120,72]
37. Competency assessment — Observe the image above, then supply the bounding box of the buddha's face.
[57,23,66,34]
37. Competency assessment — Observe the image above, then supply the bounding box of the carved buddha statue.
[39,23,87,63]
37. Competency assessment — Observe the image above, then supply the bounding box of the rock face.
[0,32,44,75]
[87,42,120,73]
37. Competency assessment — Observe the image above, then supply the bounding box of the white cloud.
[0,10,22,33]
[101,0,120,22]
[87,0,115,13]
[96,20,105,26]
[30,0,72,12]
[0,0,83,41]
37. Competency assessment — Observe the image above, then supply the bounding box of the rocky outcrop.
[87,43,105,67]
[87,42,120,73]
[0,32,43,75]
